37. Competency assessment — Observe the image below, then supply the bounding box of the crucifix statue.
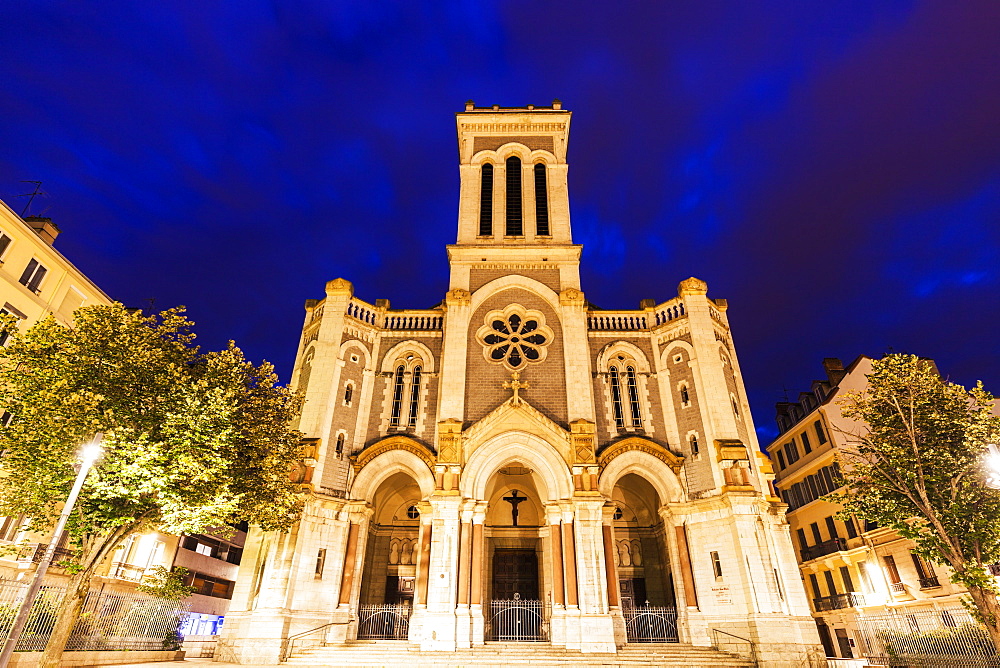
[503,371,530,405]
[503,489,527,526]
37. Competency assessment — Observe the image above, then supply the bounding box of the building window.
[343,383,353,406]
[679,384,690,407]
[810,522,822,543]
[689,434,699,455]
[297,348,315,393]
[407,366,422,428]
[609,365,625,430]
[814,420,828,445]
[613,507,623,520]
[731,395,740,418]
[776,450,786,470]
[389,365,405,427]
[533,163,549,236]
[824,570,838,595]
[839,566,855,593]
[796,528,808,550]
[406,505,419,520]
[0,231,10,260]
[335,434,345,457]
[626,366,642,428]
[801,430,812,453]
[710,551,723,579]
[479,164,493,236]
[315,548,327,578]
[825,516,839,539]
[784,440,800,464]
[505,156,523,236]
[18,259,47,293]
[845,516,858,539]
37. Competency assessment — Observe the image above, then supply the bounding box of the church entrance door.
[491,549,538,599]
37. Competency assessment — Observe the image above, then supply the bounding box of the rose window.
[476,305,554,371]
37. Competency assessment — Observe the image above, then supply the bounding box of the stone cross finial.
[503,371,530,405]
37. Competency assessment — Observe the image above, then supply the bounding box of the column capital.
[544,504,563,525]
[472,501,488,524]
[601,502,619,525]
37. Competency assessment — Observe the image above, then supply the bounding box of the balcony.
[988,564,1000,576]
[890,581,906,594]
[918,575,941,589]
[15,543,76,564]
[800,538,848,562]
[813,592,865,611]
[110,562,149,582]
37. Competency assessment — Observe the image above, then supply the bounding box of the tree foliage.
[0,304,304,666]
[832,353,1000,652]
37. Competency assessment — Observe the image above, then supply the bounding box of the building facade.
[767,356,997,660]
[217,102,822,665]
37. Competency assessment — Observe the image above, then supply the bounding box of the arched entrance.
[609,473,678,642]
[356,471,423,639]
[482,461,548,641]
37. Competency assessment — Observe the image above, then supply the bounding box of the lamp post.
[0,434,103,668]
[985,444,1000,490]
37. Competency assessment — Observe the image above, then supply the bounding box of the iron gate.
[486,595,549,641]
[623,604,678,642]
[356,603,411,640]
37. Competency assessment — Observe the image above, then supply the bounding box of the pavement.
[100,660,257,668]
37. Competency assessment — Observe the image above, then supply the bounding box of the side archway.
[598,438,686,504]
[351,437,436,501]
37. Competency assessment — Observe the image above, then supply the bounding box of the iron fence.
[0,578,187,652]
[855,607,1000,667]
[356,603,411,640]
[623,604,678,642]
[486,596,549,642]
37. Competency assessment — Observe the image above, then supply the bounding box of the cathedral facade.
[217,102,822,665]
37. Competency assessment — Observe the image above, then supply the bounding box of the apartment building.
[766,355,993,660]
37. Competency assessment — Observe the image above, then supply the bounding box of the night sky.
[2,2,998,445]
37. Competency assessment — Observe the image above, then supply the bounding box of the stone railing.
[588,312,648,331]
[653,298,686,326]
[346,298,379,326]
[383,312,443,330]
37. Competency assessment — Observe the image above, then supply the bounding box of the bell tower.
[449,101,580,292]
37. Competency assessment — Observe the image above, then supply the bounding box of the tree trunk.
[966,583,1000,655]
[37,565,94,668]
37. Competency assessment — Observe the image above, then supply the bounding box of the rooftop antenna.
[780,385,790,402]
[14,181,45,217]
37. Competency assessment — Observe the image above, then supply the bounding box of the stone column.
[470,502,487,645]
[414,508,433,607]
[416,494,462,651]
[545,505,567,647]
[570,499,617,653]
[455,503,475,649]
[602,504,627,648]
[337,522,361,606]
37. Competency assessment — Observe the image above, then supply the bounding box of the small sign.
[711,585,732,604]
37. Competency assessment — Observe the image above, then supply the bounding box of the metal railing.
[356,603,411,640]
[0,578,187,652]
[282,621,338,662]
[800,537,848,561]
[15,543,76,564]
[486,596,549,642]
[890,581,906,594]
[710,628,757,666]
[813,592,865,611]
[855,607,999,666]
[109,562,149,582]
[623,604,678,642]
[918,575,941,589]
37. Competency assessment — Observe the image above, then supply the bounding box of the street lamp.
[0,434,104,668]
[985,444,1000,490]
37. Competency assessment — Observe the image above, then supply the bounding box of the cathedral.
[216,102,822,666]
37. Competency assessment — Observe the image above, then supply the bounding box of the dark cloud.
[1,1,998,444]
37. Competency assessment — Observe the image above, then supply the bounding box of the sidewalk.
[100,660,273,668]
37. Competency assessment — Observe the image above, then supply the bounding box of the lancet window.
[603,350,648,434]
[505,156,523,236]
[479,163,493,236]
[534,163,549,235]
[386,353,425,432]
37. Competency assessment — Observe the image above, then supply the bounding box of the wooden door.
[491,549,539,600]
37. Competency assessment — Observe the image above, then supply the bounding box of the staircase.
[284,640,756,666]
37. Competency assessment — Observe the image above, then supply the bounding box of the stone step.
[284,642,754,667]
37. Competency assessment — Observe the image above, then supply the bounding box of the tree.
[0,304,304,668]
[832,353,1000,653]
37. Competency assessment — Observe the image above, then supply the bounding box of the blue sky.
[1,1,998,444]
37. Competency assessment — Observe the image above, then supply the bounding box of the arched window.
[407,366,422,428]
[297,348,315,393]
[343,383,353,406]
[609,365,625,430]
[505,156,522,236]
[626,366,642,428]
[389,365,405,427]
[479,164,493,236]
[731,395,740,418]
[406,505,419,520]
[680,384,690,406]
[690,434,699,455]
[335,434,345,457]
[533,163,549,236]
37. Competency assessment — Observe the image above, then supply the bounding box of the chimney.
[822,358,847,385]
[24,216,60,245]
